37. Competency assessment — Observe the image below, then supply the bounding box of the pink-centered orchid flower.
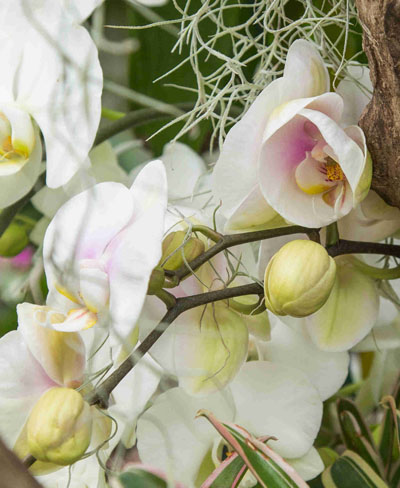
[43,160,167,340]
[213,40,371,231]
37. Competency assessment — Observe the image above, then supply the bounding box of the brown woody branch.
[0,437,42,488]
[356,0,400,208]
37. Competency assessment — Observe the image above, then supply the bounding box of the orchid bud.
[264,240,336,317]
[27,387,92,465]
[147,266,165,295]
[161,230,205,271]
[0,222,29,257]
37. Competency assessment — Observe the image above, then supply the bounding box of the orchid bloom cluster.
[0,2,399,488]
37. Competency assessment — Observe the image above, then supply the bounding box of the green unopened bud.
[0,222,29,257]
[161,230,205,271]
[27,387,92,465]
[264,240,336,317]
[147,266,165,295]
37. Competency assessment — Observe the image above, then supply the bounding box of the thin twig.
[327,240,400,259]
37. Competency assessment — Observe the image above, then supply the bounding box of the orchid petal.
[0,331,56,446]
[344,125,372,204]
[137,387,235,487]
[259,320,349,400]
[6,3,103,188]
[288,447,324,482]
[294,154,335,194]
[0,128,42,208]
[141,300,248,396]
[338,193,400,243]
[224,184,285,233]
[283,39,330,98]
[33,142,126,220]
[299,109,366,201]
[336,65,372,127]
[89,141,128,185]
[43,181,134,294]
[79,264,109,314]
[61,0,104,23]
[353,296,400,352]
[161,142,207,201]
[230,361,322,459]
[37,454,106,488]
[306,258,379,352]
[264,92,343,142]
[111,355,162,448]
[0,104,35,156]
[212,77,287,220]
[177,303,249,395]
[106,160,167,339]
[259,115,340,227]
[17,303,86,387]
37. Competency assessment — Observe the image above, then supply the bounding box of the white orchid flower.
[0,0,102,206]
[137,361,324,486]
[0,302,161,487]
[43,160,167,340]
[213,40,371,231]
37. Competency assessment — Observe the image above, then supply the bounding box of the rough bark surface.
[355,0,400,208]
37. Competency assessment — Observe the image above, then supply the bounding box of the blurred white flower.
[43,161,167,340]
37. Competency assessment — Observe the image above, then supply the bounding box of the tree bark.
[355,0,400,208]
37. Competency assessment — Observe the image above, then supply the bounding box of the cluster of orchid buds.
[0,1,399,488]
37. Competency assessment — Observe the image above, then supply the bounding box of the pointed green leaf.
[322,451,389,488]
[379,381,400,474]
[338,410,384,476]
[198,409,309,488]
[118,469,168,488]
[389,460,400,487]
[337,398,375,447]
[200,453,246,488]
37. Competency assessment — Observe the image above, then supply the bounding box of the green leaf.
[200,452,246,488]
[389,460,400,487]
[337,398,375,447]
[117,468,168,488]
[322,451,389,488]
[379,382,400,475]
[338,410,384,476]
[198,409,309,488]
